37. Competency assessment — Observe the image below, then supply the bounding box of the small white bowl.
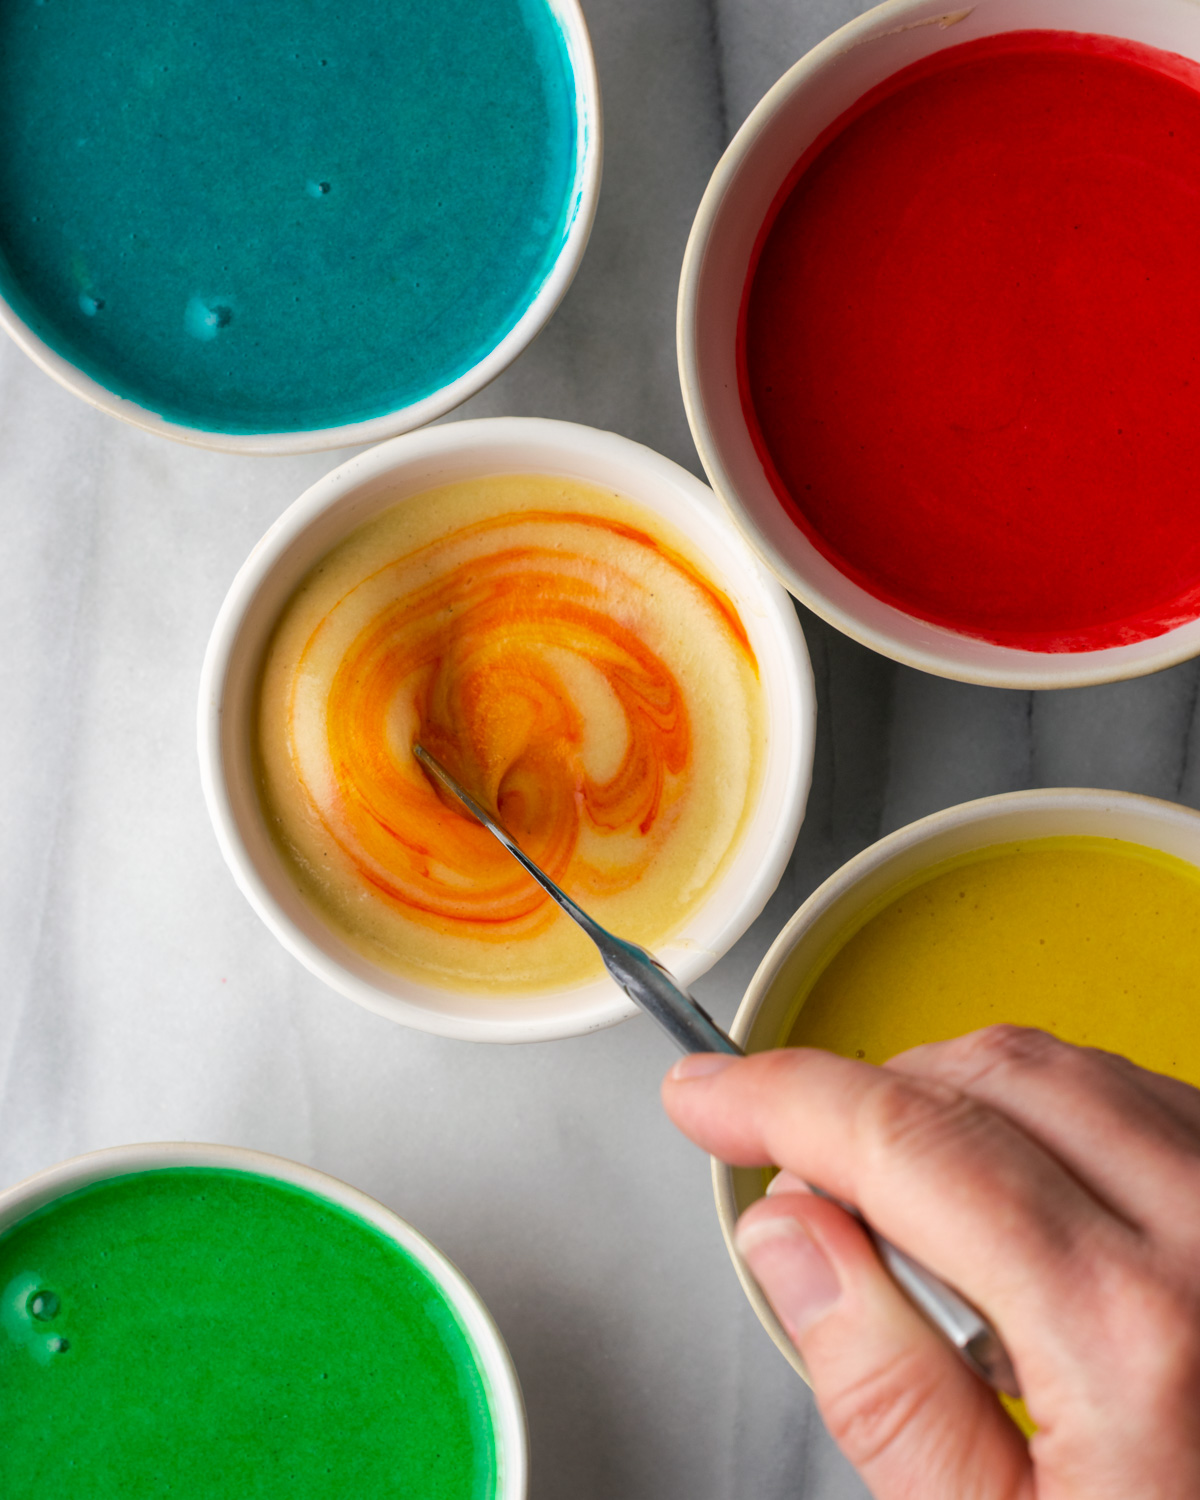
[199,417,815,1043]
[713,786,1200,1378]
[678,0,1200,689]
[0,1,601,455]
[0,1141,528,1494]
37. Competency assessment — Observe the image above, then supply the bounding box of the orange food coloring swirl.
[293,511,757,940]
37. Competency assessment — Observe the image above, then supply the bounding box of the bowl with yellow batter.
[715,787,1200,1377]
[200,418,814,1042]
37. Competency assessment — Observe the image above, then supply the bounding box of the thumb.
[735,1193,1032,1500]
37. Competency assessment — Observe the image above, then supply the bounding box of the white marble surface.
[5,2,1200,1496]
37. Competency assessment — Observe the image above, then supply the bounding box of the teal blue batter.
[0,0,577,433]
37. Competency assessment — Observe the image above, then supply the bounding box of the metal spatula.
[414,743,1020,1397]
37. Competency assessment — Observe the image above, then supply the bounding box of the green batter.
[0,1167,499,1497]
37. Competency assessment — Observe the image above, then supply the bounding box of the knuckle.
[959,1023,1060,1076]
[856,1074,989,1169]
[818,1347,940,1471]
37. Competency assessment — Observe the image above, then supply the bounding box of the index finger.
[662,1048,1134,1368]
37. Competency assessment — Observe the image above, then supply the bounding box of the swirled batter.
[257,475,765,991]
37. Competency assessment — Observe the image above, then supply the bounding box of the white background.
[6,2,1200,1495]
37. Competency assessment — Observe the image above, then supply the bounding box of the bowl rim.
[0,0,603,456]
[711,785,1200,1379]
[677,0,1200,689]
[198,415,816,1043]
[0,1140,529,1496]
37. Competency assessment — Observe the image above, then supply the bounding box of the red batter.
[741,31,1200,651]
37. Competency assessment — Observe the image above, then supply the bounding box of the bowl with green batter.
[0,1142,526,1497]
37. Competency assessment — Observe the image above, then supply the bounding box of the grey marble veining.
[4,1,1195,1496]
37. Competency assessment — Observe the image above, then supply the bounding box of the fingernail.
[736,1213,841,1337]
[668,1053,737,1082]
[765,1169,810,1198]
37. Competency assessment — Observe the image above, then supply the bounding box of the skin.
[661,1026,1200,1500]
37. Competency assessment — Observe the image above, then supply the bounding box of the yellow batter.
[785,837,1200,1085]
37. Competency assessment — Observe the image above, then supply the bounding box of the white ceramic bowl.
[712,786,1200,1377]
[0,1141,528,1494]
[678,0,1200,689]
[199,416,815,1043]
[0,1,601,455]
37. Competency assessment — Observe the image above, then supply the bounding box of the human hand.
[661,1026,1200,1500]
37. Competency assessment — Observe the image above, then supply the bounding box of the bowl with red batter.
[679,0,1200,687]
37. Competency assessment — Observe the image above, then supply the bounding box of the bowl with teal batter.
[0,1141,526,1497]
[0,0,600,453]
